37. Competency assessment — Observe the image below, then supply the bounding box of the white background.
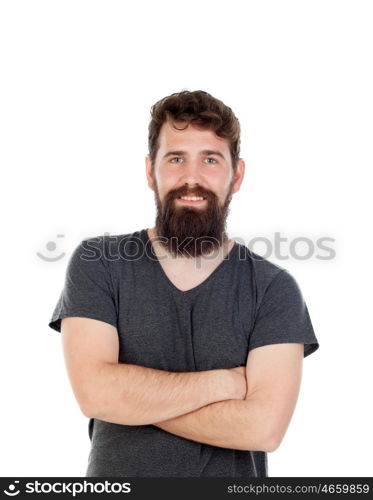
[1,0,372,477]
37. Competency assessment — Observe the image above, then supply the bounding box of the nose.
[178,159,204,185]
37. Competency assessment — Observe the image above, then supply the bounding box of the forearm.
[87,362,236,425]
[154,396,273,452]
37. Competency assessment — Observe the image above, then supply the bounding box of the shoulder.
[235,241,288,289]
[234,241,305,315]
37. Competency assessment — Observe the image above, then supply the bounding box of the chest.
[154,241,236,292]
[116,271,253,372]
[158,259,223,292]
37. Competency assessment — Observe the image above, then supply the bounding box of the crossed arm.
[62,316,303,452]
[153,343,304,452]
[85,342,303,453]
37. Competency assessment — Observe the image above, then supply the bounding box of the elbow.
[240,431,280,453]
[79,388,103,419]
[263,424,284,452]
[262,434,281,453]
[81,395,111,420]
[259,410,283,452]
[69,390,98,419]
[80,398,97,419]
[243,425,282,453]
[241,399,284,452]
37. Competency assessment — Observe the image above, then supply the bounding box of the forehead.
[157,120,230,154]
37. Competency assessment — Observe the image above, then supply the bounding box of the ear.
[231,158,245,194]
[145,154,155,191]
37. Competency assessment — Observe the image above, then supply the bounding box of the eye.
[205,157,218,164]
[170,157,183,163]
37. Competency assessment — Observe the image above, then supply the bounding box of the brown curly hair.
[148,90,241,173]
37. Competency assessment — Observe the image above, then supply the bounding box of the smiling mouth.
[176,196,207,205]
[178,195,206,201]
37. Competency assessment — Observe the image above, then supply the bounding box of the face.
[146,120,245,258]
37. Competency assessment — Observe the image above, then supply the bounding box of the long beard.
[153,182,234,258]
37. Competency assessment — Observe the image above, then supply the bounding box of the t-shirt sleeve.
[48,238,118,333]
[248,269,319,358]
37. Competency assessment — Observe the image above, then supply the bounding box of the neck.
[147,227,234,263]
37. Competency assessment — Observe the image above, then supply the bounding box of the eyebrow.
[162,150,226,161]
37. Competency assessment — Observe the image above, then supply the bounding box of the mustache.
[167,188,215,200]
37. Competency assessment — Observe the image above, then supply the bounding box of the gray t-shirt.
[48,228,319,477]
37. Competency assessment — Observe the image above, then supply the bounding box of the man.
[49,90,319,477]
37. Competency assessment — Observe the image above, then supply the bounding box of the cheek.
[157,166,188,190]
[156,166,174,183]
[209,173,231,195]
[155,173,176,198]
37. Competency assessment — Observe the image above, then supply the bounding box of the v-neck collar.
[141,228,239,295]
